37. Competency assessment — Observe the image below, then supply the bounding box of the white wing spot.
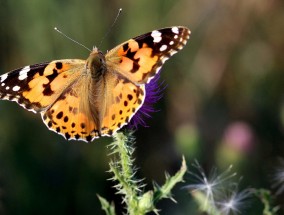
[151,30,162,43]
[160,45,167,52]
[174,35,178,39]
[12,86,21,91]
[1,83,5,86]
[169,41,174,45]
[172,27,179,34]
[5,86,10,90]
[1,74,8,83]
[18,66,30,80]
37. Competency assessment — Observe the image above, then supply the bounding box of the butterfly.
[0,26,190,142]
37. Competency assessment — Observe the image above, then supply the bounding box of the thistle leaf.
[97,195,116,215]
[154,156,187,202]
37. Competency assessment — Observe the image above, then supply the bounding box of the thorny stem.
[110,132,140,215]
[100,131,187,215]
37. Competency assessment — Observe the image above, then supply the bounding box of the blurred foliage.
[0,0,283,214]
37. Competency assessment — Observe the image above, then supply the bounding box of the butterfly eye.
[99,55,106,64]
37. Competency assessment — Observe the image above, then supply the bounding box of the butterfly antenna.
[98,8,122,48]
[54,27,92,52]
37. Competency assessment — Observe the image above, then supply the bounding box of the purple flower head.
[127,72,166,129]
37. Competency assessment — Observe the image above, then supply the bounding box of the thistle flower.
[128,72,165,129]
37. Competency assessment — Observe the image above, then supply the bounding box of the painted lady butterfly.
[0,26,190,142]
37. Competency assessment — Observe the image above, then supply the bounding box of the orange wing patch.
[41,77,100,142]
[0,60,85,113]
[100,75,145,136]
[40,72,145,142]
[22,60,85,111]
[106,39,159,84]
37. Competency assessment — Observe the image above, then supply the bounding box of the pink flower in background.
[223,122,254,153]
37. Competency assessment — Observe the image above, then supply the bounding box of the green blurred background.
[0,0,284,214]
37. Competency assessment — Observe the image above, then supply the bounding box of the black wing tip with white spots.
[0,62,50,112]
[136,26,190,84]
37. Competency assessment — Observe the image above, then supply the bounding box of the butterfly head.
[86,47,107,79]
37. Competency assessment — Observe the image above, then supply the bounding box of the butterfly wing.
[41,74,102,142]
[0,60,85,113]
[1,59,104,142]
[99,72,145,137]
[105,26,190,84]
[98,26,190,137]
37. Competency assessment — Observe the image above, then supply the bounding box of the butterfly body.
[0,26,190,142]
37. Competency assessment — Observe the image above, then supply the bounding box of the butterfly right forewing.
[106,26,190,84]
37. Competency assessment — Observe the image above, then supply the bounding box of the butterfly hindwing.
[40,66,146,142]
[106,26,190,84]
[100,72,146,136]
[41,75,100,142]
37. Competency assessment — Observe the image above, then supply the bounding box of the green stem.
[111,132,139,215]
[103,131,187,215]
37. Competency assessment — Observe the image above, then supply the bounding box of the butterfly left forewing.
[0,63,49,112]
[0,59,85,112]
[106,26,190,84]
